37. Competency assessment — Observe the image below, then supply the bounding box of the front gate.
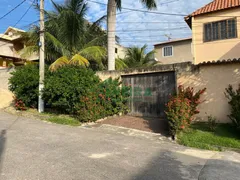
[122,71,176,117]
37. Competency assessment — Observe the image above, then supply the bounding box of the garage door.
[122,71,176,117]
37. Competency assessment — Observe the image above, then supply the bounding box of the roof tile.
[191,0,240,17]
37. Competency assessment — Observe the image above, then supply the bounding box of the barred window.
[163,46,173,57]
[204,18,237,42]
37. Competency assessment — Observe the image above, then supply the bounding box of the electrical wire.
[0,0,36,48]
[0,0,27,21]
[87,0,187,16]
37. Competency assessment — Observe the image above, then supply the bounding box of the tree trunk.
[107,0,116,71]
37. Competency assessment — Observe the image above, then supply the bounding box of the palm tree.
[115,57,128,70]
[107,0,157,70]
[124,44,156,68]
[20,0,107,70]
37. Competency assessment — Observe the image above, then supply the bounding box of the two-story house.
[154,38,193,64]
[0,27,38,68]
[185,0,240,64]
[179,0,240,122]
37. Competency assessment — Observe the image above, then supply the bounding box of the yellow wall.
[97,62,240,123]
[192,8,240,64]
[155,40,193,64]
[178,63,240,122]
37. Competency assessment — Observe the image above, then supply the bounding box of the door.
[122,71,176,117]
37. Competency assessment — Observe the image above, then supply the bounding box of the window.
[204,18,237,42]
[115,48,118,54]
[163,46,173,57]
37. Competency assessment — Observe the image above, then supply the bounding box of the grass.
[5,107,81,126]
[177,123,240,151]
[46,116,81,126]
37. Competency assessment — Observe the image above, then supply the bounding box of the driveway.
[0,111,239,180]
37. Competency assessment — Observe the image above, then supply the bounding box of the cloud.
[85,0,212,50]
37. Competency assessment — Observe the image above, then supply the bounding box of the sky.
[0,0,212,50]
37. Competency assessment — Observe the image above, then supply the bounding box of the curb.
[98,124,174,142]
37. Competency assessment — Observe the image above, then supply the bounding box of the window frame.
[162,46,173,57]
[203,18,238,42]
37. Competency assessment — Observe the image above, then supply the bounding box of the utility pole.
[38,0,45,113]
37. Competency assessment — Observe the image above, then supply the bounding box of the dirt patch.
[97,116,168,135]
[0,89,13,109]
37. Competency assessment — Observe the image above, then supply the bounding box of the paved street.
[0,111,239,180]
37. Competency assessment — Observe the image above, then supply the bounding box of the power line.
[0,1,36,48]
[87,0,187,16]
[0,0,27,21]
[14,0,35,27]
[160,0,180,5]
[108,27,189,33]
[116,0,180,16]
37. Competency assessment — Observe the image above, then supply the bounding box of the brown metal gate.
[122,71,176,117]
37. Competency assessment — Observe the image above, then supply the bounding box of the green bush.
[43,65,100,114]
[9,64,39,108]
[9,65,130,122]
[207,115,217,132]
[76,78,130,122]
[225,84,240,131]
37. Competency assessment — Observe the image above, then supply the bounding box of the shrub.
[165,85,206,138]
[178,85,206,116]
[76,78,130,122]
[207,115,217,132]
[9,64,39,108]
[43,65,100,114]
[165,97,192,137]
[98,78,130,115]
[225,84,240,130]
[9,65,130,122]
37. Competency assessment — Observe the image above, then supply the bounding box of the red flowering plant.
[178,85,206,117]
[13,96,27,111]
[165,85,206,138]
[165,96,192,137]
[76,78,130,122]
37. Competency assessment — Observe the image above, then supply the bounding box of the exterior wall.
[192,8,240,64]
[178,63,240,122]
[154,40,193,64]
[97,62,240,123]
[0,68,13,90]
[0,40,15,57]
[115,44,127,59]
[0,68,13,109]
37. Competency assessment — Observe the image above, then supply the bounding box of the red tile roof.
[191,0,240,17]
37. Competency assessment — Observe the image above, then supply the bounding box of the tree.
[107,0,157,70]
[124,44,156,68]
[19,0,107,69]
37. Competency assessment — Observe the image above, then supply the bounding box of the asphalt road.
[0,111,239,180]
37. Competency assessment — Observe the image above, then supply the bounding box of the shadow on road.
[130,150,240,180]
[131,150,202,180]
[141,116,169,135]
[0,115,19,174]
[0,130,6,174]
